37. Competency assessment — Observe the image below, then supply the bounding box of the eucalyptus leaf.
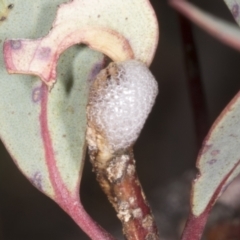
[0,0,78,202]
[224,0,240,26]
[1,0,159,239]
[181,92,240,240]
[169,0,240,217]
[192,92,240,216]
[4,0,159,87]
[169,1,240,239]
[0,1,113,239]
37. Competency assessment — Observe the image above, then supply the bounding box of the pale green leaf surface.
[170,0,240,217]
[0,0,158,204]
[48,47,104,194]
[224,0,240,26]
[192,92,240,216]
[0,1,158,238]
[3,0,159,87]
[54,0,159,65]
[0,0,104,198]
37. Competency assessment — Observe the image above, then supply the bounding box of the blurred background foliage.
[1,0,240,239]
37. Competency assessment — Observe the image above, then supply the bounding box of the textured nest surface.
[88,60,158,151]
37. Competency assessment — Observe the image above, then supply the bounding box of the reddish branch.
[40,83,114,240]
[181,212,209,240]
[181,159,240,240]
[88,145,159,240]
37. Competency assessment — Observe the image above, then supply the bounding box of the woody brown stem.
[87,136,159,240]
[86,59,159,239]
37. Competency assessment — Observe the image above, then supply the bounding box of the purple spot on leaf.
[10,40,21,50]
[31,172,42,190]
[88,61,105,83]
[32,87,43,103]
[8,4,14,10]
[230,133,238,138]
[208,159,217,165]
[211,150,220,156]
[232,4,239,18]
[38,47,51,60]
[0,16,6,21]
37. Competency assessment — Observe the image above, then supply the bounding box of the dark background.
[1,0,240,239]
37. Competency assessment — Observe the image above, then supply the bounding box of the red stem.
[87,145,159,240]
[181,160,240,240]
[181,211,209,240]
[39,83,114,240]
[65,197,115,240]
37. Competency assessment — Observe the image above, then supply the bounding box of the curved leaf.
[169,0,240,219]
[182,92,240,240]
[224,0,240,26]
[4,0,159,87]
[0,0,67,204]
[0,1,115,239]
[193,92,240,216]
[1,0,159,239]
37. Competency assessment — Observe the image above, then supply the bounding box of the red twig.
[40,83,115,240]
[181,212,209,240]
[170,0,240,53]
[181,159,240,239]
